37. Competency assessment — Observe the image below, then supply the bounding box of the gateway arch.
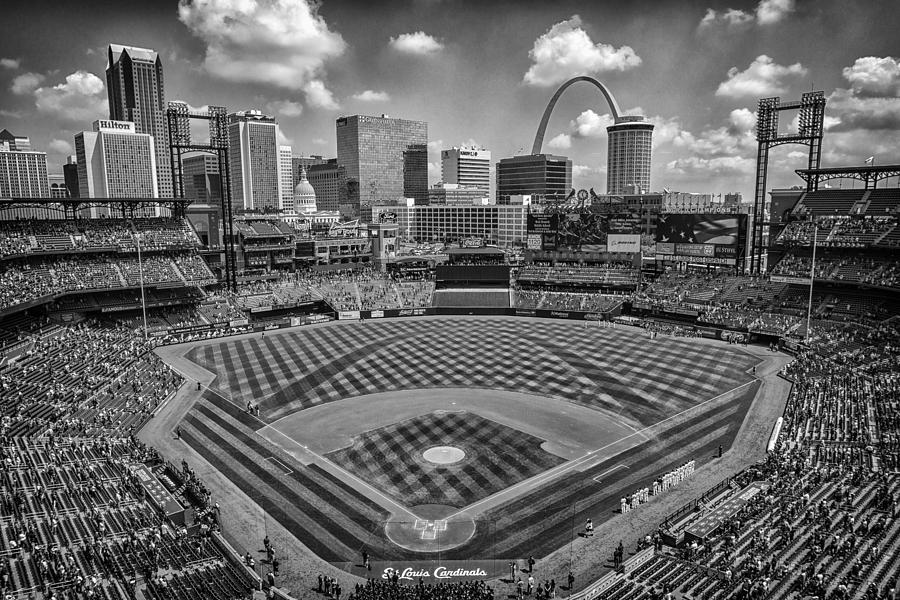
[532,76,653,195]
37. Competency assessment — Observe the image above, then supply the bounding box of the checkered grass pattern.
[326,411,565,508]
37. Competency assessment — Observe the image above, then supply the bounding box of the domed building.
[293,165,317,214]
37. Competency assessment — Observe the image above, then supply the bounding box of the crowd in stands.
[517,263,638,288]
[348,578,494,600]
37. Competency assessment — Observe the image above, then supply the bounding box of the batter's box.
[265,457,293,475]
[414,519,448,540]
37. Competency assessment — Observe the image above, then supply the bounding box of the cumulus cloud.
[715,55,806,98]
[842,56,900,98]
[312,137,327,145]
[389,31,443,55]
[572,164,605,180]
[523,15,641,87]
[547,133,571,150]
[665,155,756,177]
[427,139,443,183]
[699,0,794,28]
[570,110,615,138]
[267,99,304,117]
[823,56,900,133]
[177,0,345,108]
[1,58,20,70]
[48,139,73,155]
[11,72,44,95]
[34,71,108,122]
[352,90,391,102]
[303,80,339,110]
[755,0,795,25]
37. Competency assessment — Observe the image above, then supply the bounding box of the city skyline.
[1,0,898,202]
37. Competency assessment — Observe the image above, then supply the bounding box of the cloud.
[570,109,614,138]
[647,115,693,148]
[11,72,44,95]
[547,133,571,150]
[665,156,756,177]
[523,15,641,87]
[572,164,605,180]
[715,55,806,98]
[48,139,73,155]
[352,90,391,102]
[755,0,795,25]
[699,0,794,28]
[277,129,293,147]
[389,31,443,55]
[267,99,304,117]
[842,56,900,98]
[822,56,900,133]
[0,58,20,70]
[303,80,339,110]
[427,139,443,183]
[177,0,345,108]
[34,71,108,122]
[312,137,327,145]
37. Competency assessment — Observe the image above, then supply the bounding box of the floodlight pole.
[805,223,817,343]
[135,232,149,341]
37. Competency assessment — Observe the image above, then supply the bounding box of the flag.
[865,156,875,164]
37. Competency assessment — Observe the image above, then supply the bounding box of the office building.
[308,159,346,213]
[227,109,284,212]
[63,155,79,198]
[427,183,489,206]
[292,155,328,187]
[336,114,428,214]
[182,154,222,204]
[606,116,653,195]
[279,145,293,212]
[371,201,527,247]
[106,44,171,197]
[496,154,571,203]
[0,129,49,197]
[48,174,68,198]
[441,147,491,194]
[75,120,158,206]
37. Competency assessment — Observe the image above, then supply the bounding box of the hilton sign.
[94,120,136,133]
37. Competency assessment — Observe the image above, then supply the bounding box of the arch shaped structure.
[531,76,623,155]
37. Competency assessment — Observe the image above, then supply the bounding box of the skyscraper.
[106,44,172,198]
[336,114,427,217]
[182,154,221,204]
[496,154,571,203]
[75,120,158,203]
[441,147,491,194]
[308,159,346,213]
[279,145,293,213]
[606,116,653,195]
[227,109,284,212]
[63,155,79,198]
[0,129,49,197]
[292,155,328,189]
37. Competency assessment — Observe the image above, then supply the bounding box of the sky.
[1,0,899,202]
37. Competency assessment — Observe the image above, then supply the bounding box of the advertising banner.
[526,214,559,234]
[607,234,641,253]
[338,311,360,320]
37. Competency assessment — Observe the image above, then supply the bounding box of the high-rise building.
[182,154,221,204]
[441,147,491,194]
[227,110,284,212]
[0,129,49,197]
[48,174,68,198]
[279,145,293,213]
[335,114,428,215]
[0,129,48,198]
[292,155,328,188]
[106,44,171,197]
[308,159,346,213]
[62,155,80,198]
[0,128,33,152]
[496,154,571,203]
[75,120,158,208]
[606,116,653,195]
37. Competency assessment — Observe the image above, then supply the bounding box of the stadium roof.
[796,164,900,190]
[447,247,504,256]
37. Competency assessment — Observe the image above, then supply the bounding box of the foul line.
[592,464,628,483]
[162,359,420,520]
[446,378,756,519]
